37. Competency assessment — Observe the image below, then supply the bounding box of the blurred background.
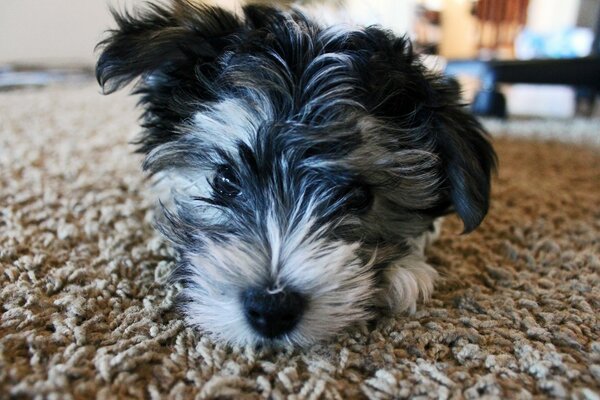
[1,0,599,118]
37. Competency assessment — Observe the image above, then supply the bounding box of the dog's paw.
[377,254,438,314]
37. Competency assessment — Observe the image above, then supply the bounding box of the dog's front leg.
[378,254,438,314]
[377,218,443,314]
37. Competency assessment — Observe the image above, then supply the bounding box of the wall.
[0,0,416,66]
[526,0,580,33]
[0,0,152,65]
[1,0,584,65]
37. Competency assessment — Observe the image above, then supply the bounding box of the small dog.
[97,0,496,346]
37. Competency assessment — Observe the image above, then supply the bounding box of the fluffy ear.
[96,1,241,152]
[96,1,240,93]
[433,103,497,233]
[359,31,496,232]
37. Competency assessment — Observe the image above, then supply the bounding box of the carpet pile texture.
[0,84,599,399]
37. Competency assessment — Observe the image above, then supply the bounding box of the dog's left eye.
[212,165,241,198]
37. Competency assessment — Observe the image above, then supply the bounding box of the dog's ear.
[430,90,497,233]
[96,1,240,94]
[360,31,496,232]
[96,1,241,153]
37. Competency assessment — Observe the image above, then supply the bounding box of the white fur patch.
[378,218,444,313]
[190,95,273,154]
[378,220,443,314]
[151,169,210,204]
[378,254,438,314]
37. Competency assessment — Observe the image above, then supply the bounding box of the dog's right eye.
[212,165,241,198]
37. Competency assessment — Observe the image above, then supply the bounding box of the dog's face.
[97,1,496,346]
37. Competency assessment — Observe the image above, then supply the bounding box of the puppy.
[96,1,496,346]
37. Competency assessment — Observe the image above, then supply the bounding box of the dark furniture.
[445,56,600,117]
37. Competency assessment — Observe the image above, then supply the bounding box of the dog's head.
[97,1,496,346]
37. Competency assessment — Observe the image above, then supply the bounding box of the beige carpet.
[1,84,599,399]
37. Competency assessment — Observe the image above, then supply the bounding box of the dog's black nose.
[241,288,306,338]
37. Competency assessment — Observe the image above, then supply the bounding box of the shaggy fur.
[96,0,496,346]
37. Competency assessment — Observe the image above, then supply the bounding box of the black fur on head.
[97,0,496,346]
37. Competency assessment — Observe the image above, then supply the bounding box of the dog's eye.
[344,185,373,213]
[212,165,240,198]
